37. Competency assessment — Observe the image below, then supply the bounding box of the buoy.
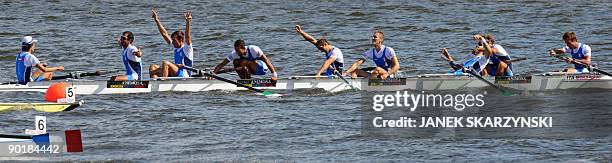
[45,82,70,102]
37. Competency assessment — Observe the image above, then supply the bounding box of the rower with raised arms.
[15,36,64,85]
[213,40,278,80]
[111,31,143,81]
[474,34,514,76]
[441,35,493,76]
[149,8,194,78]
[295,25,344,77]
[342,30,400,79]
[549,32,592,73]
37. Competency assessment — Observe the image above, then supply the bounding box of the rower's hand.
[133,48,142,57]
[549,50,556,56]
[184,11,192,22]
[151,8,159,20]
[380,73,390,80]
[563,57,573,63]
[295,25,302,33]
[341,71,348,77]
[177,64,185,68]
[57,66,65,71]
[315,73,321,80]
[473,35,483,40]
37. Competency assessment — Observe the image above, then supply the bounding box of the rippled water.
[0,1,611,162]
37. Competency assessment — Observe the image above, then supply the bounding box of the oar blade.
[261,91,282,97]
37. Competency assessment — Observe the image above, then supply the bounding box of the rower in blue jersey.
[111,31,143,81]
[342,30,400,80]
[149,8,194,78]
[213,40,278,80]
[441,35,494,76]
[15,36,64,85]
[295,25,344,78]
[549,32,592,73]
[478,34,513,76]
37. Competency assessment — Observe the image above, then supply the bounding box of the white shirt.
[227,45,263,61]
[361,46,396,60]
[562,43,591,56]
[20,52,40,67]
[124,45,141,62]
[492,44,509,57]
[327,46,344,63]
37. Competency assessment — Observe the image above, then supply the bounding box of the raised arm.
[184,11,192,45]
[295,25,317,46]
[474,35,493,57]
[152,8,172,45]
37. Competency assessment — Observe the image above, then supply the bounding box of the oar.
[508,56,527,62]
[52,70,120,80]
[183,66,282,97]
[551,55,612,77]
[441,53,514,96]
[332,68,359,90]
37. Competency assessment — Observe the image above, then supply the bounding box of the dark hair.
[315,39,329,47]
[122,31,134,43]
[563,32,577,42]
[21,44,32,51]
[171,31,185,41]
[234,39,245,47]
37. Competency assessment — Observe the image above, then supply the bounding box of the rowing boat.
[0,73,610,94]
[0,100,83,112]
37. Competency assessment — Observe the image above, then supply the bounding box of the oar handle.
[551,55,612,77]
[183,66,265,93]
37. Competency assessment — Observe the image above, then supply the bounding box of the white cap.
[21,36,37,45]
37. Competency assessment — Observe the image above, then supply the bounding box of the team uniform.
[487,44,514,76]
[122,44,142,80]
[450,54,490,75]
[362,45,395,71]
[323,46,344,76]
[227,45,269,75]
[15,51,42,84]
[171,41,194,77]
[562,43,591,73]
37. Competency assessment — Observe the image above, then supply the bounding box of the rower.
[213,40,278,80]
[111,31,143,81]
[477,34,514,76]
[441,35,493,76]
[16,36,64,85]
[549,32,592,73]
[295,25,344,77]
[342,30,400,79]
[149,8,194,78]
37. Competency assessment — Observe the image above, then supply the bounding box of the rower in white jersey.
[342,30,400,80]
[213,40,278,80]
[111,31,143,81]
[15,36,64,85]
[476,34,514,76]
[549,32,592,73]
[149,8,194,78]
[441,35,494,76]
[295,25,344,78]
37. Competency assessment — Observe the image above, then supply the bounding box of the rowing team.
[14,10,594,85]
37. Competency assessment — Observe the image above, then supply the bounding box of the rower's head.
[371,30,384,45]
[234,39,247,56]
[21,36,37,53]
[483,34,495,44]
[118,31,134,48]
[171,31,185,48]
[315,39,331,53]
[562,32,579,49]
